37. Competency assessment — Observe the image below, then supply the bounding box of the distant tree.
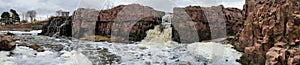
[1,12,11,24]
[10,9,20,23]
[1,12,10,18]
[26,10,37,22]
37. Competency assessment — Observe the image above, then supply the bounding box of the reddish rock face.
[96,4,165,42]
[72,8,98,39]
[40,4,164,42]
[172,5,243,43]
[237,0,300,65]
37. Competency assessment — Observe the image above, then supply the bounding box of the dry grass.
[0,21,48,31]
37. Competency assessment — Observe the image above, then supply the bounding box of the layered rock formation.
[41,4,164,42]
[41,4,244,43]
[72,8,98,39]
[39,16,72,37]
[95,4,164,42]
[172,5,243,43]
[237,0,300,65]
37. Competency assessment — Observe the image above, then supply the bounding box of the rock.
[80,35,112,42]
[95,4,164,42]
[51,4,165,43]
[19,43,45,52]
[172,5,243,43]
[72,8,98,40]
[42,44,64,52]
[237,0,300,65]
[39,16,72,37]
[6,32,15,35]
[0,35,16,51]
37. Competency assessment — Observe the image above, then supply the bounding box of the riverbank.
[0,34,242,65]
[0,21,47,31]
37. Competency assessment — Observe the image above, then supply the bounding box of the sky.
[0,0,245,20]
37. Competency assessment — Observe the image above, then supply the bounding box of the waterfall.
[140,13,177,47]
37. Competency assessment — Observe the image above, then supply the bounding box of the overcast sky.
[0,0,244,20]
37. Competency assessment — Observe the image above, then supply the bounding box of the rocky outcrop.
[39,16,72,37]
[41,4,164,42]
[95,4,164,42]
[172,5,243,43]
[41,4,244,43]
[0,35,16,51]
[237,0,300,65]
[72,8,98,39]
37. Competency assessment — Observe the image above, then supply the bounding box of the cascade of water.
[140,13,177,47]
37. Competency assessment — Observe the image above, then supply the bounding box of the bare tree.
[26,10,37,22]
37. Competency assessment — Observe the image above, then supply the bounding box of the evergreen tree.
[1,12,11,24]
[1,12,10,18]
[10,9,20,23]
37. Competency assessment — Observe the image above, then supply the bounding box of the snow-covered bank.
[0,46,91,65]
[0,30,42,35]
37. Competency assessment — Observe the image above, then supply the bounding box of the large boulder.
[72,8,98,39]
[237,0,300,65]
[95,4,164,42]
[172,5,243,43]
[0,35,16,51]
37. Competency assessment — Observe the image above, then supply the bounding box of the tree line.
[0,9,36,25]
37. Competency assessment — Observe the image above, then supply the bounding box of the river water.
[0,25,242,65]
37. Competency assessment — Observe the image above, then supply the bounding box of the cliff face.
[237,0,300,65]
[72,8,99,40]
[73,4,164,42]
[172,5,243,43]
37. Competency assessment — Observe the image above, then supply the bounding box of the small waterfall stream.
[140,13,176,47]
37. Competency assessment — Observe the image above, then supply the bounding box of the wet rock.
[19,43,45,52]
[237,0,300,65]
[80,35,111,42]
[42,44,64,51]
[0,35,16,51]
[80,47,121,65]
[39,16,72,37]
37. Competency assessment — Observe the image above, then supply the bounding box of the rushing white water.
[140,13,176,48]
[140,25,176,48]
